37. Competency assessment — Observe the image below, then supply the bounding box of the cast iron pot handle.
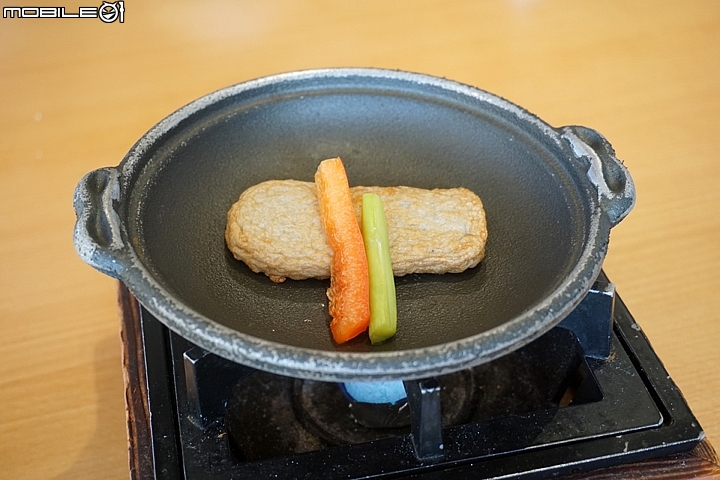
[559,125,636,227]
[73,167,129,279]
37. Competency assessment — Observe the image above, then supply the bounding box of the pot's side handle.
[560,125,636,227]
[73,167,129,279]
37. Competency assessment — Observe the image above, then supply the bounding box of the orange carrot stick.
[315,158,370,343]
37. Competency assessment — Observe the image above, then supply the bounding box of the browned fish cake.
[225,180,487,282]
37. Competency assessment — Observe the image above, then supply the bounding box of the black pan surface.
[125,73,590,355]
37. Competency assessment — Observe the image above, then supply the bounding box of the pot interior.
[127,74,591,353]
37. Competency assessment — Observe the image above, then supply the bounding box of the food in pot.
[314,158,371,344]
[225,157,488,343]
[225,178,487,284]
[361,192,398,344]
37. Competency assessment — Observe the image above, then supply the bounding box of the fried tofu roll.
[225,180,487,283]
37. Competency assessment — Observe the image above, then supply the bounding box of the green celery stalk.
[361,193,397,344]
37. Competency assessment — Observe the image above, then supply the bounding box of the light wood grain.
[1,1,719,478]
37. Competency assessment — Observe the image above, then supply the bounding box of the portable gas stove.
[119,272,717,479]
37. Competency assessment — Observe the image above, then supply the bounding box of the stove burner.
[307,371,473,443]
[294,378,414,443]
[225,327,596,462]
[122,273,708,479]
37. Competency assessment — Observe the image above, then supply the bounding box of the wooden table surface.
[2,1,719,478]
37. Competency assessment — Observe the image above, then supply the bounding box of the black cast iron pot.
[73,68,634,381]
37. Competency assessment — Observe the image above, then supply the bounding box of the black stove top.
[130,272,703,479]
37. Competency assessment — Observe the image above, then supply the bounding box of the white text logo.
[3,1,124,23]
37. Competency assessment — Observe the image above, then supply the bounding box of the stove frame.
[120,273,710,479]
